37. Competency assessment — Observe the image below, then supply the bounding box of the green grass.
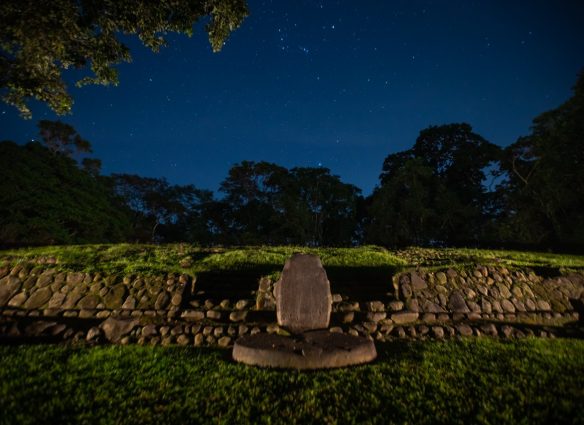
[1,244,583,279]
[0,338,582,424]
[0,244,407,278]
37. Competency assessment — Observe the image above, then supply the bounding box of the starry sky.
[2,0,584,195]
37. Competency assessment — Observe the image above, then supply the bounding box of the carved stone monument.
[275,254,332,333]
[233,253,377,369]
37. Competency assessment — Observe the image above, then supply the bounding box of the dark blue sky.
[2,0,583,195]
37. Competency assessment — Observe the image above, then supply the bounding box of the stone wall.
[0,263,582,346]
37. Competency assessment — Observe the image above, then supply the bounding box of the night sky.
[2,0,584,195]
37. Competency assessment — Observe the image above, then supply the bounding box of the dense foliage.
[1,339,583,424]
[0,140,131,245]
[0,0,248,118]
[0,73,582,249]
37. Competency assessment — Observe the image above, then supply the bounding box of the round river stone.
[232,330,377,369]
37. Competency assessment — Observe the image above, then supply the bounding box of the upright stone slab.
[275,254,332,333]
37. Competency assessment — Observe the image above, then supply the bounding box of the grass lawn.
[1,338,583,425]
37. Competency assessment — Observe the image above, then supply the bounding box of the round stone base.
[232,330,377,369]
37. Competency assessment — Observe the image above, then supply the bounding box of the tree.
[1,0,248,118]
[498,71,584,247]
[367,158,438,246]
[0,140,131,245]
[110,174,212,243]
[38,120,91,157]
[373,123,502,246]
[288,167,362,246]
[218,161,290,244]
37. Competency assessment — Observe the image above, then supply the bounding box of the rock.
[481,298,492,314]
[79,309,95,318]
[332,294,343,303]
[207,310,222,320]
[47,292,66,309]
[275,254,332,333]
[501,299,516,313]
[238,325,249,335]
[235,299,249,310]
[406,298,420,312]
[0,276,22,306]
[498,284,512,299]
[436,272,447,285]
[24,288,52,309]
[218,336,232,347]
[338,301,359,312]
[400,283,413,299]
[78,294,100,309]
[181,310,205,321]
[448,292,470,313]
[154,292,170,310]
[171,293,182,306]
[177,334,191,346]
[194,333,204,346]
[456,324,473,336]
[121,296,136,309]
[86,327,102,341]
[366,312,387,322]
[229,310,248,322]
[365,301,385,312]
[480,323,498,337]
[142,324,158,338]
[391,311,419,324]
[435,285,448,294]
[388,300,404,311]
[362,322,378,333]
[100,317,139,343]
[491,300,503,313]
[422,313,436,322]
[423,300,445,313]
[501,325,514,338]
[410,272,428,290]
[537,300,551,311]
[25,320,58,336]
[66,272,85,285]
[431,326,445,339]
[467,300,481,313]
[512,299,526,312]
[329,327,343,333]
[8,292,28,308]
[342,312,355,323]
[171,325,183,336]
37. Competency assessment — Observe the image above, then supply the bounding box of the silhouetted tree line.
[1,72,583,250]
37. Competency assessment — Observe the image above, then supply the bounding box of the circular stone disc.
[232,330,377,369]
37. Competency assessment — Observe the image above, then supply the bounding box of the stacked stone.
[1,263,583,347]
[0,265,190,317]
[393,268,583,322]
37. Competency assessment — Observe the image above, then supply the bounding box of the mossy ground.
[0,338,583,425]
[1,244,583,279]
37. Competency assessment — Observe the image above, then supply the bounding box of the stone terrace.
[0,263,583,346]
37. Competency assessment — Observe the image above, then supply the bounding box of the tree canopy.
[0,0,248,118]
[1,71,583,250]
[371,123,502,246]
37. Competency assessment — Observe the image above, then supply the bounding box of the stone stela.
[232,253,377,369]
